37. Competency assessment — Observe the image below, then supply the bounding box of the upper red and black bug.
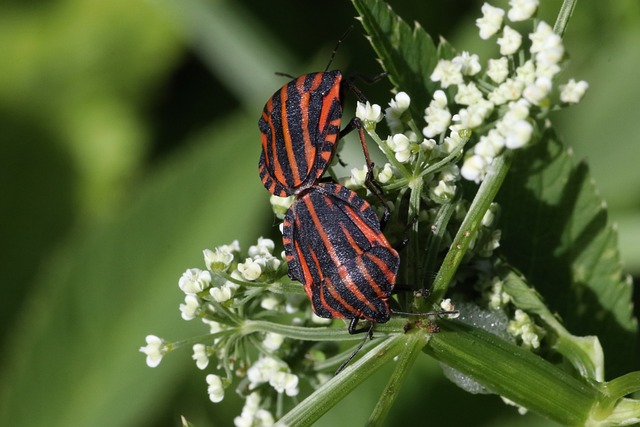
[282,182,399,329]
[258,70,346,197]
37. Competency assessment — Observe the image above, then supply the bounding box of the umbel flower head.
[140,1,589,424]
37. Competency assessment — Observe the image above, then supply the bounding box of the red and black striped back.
[258,71,343,196]
[282,183,399,323]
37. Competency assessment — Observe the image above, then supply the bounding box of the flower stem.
[553,0,578,37]
[365,332,425,426]
[275,334,410,427]
[430,150,513,302]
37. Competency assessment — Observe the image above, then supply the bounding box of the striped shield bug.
[258,30,386,198]
[281,182,457,373]
[282,182,399,329]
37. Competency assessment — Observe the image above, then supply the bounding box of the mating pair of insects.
[257,42,451,372]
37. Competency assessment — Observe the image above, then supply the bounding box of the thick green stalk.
[424,320,600,425]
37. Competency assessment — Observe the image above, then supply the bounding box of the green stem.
[407,176,423,287]
[420,199,456,290]
[366,332,425,426]
[424,320,600,425]
[243,318,410,342]
[430,150,513,302]
[500,266,604,381]
[275,334,409,427]
[554,0,578,37]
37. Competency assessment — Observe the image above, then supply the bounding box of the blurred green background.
[0,0,638,426]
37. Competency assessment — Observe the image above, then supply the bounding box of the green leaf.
[497,129,638,378]
[351,0,438,125]
[0,113,270,427]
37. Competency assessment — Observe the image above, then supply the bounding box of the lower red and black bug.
[281,182,456,373]
[282,182,399,331]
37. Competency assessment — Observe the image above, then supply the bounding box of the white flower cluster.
[352,92,465,206]
[142,237,312,426]
[418,1,589,184]
[508,309,545,349]
[247,356,300,397]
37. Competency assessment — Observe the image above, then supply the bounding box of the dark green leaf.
[498,129,638,377]
[352,0,439,125]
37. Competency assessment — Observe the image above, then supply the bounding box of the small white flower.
[523,76,552,106]
[497,25,522,56]
[202,318,223,334]
[210,281,239,302]
[476,3,505,40]
[498,100,533,147]
[480,229,502,256]
[192,343,210,370]
[430,180,457,201]
[356,101,384,129]
[346,165,369,189]
[535,61,561,79]
[386,92,411,133]
[206,374,225,403]
[515,60,536,86]
[376,163,394,184]
[488,277,511,309]
[455,82,484,106]
[423,90,451,137]
[530,22,564,65]
[260,295,281,311]
[482,203,500,227]
[388,91,411,113]
[248,237,275,258]
[439,164,460,182]
[270,371,300,396]
[440,298,456,314]
[178,268,212,294]
[486,58,509,84]
[453,99,494,130]
[269,194,294,219]
[508,309,544,349]
[234,393,274,427]
[263,332,285,351]
[452,52,482,76]
[500,118,534,149]
[420,138,436,153]
[488,78,524,105]
[441,129,468,155]
[507,0,539,22]
[140,335,165,368]
[460,154,490,183]
[218,240,240,254]
[430,59,463,88]
[203,247,234,271]
[474,136,501,160]
[247,356,282,388]
[387,134,413,163]
[179,294,200,321]
[237,258,263,281]
[560,79,589,104]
